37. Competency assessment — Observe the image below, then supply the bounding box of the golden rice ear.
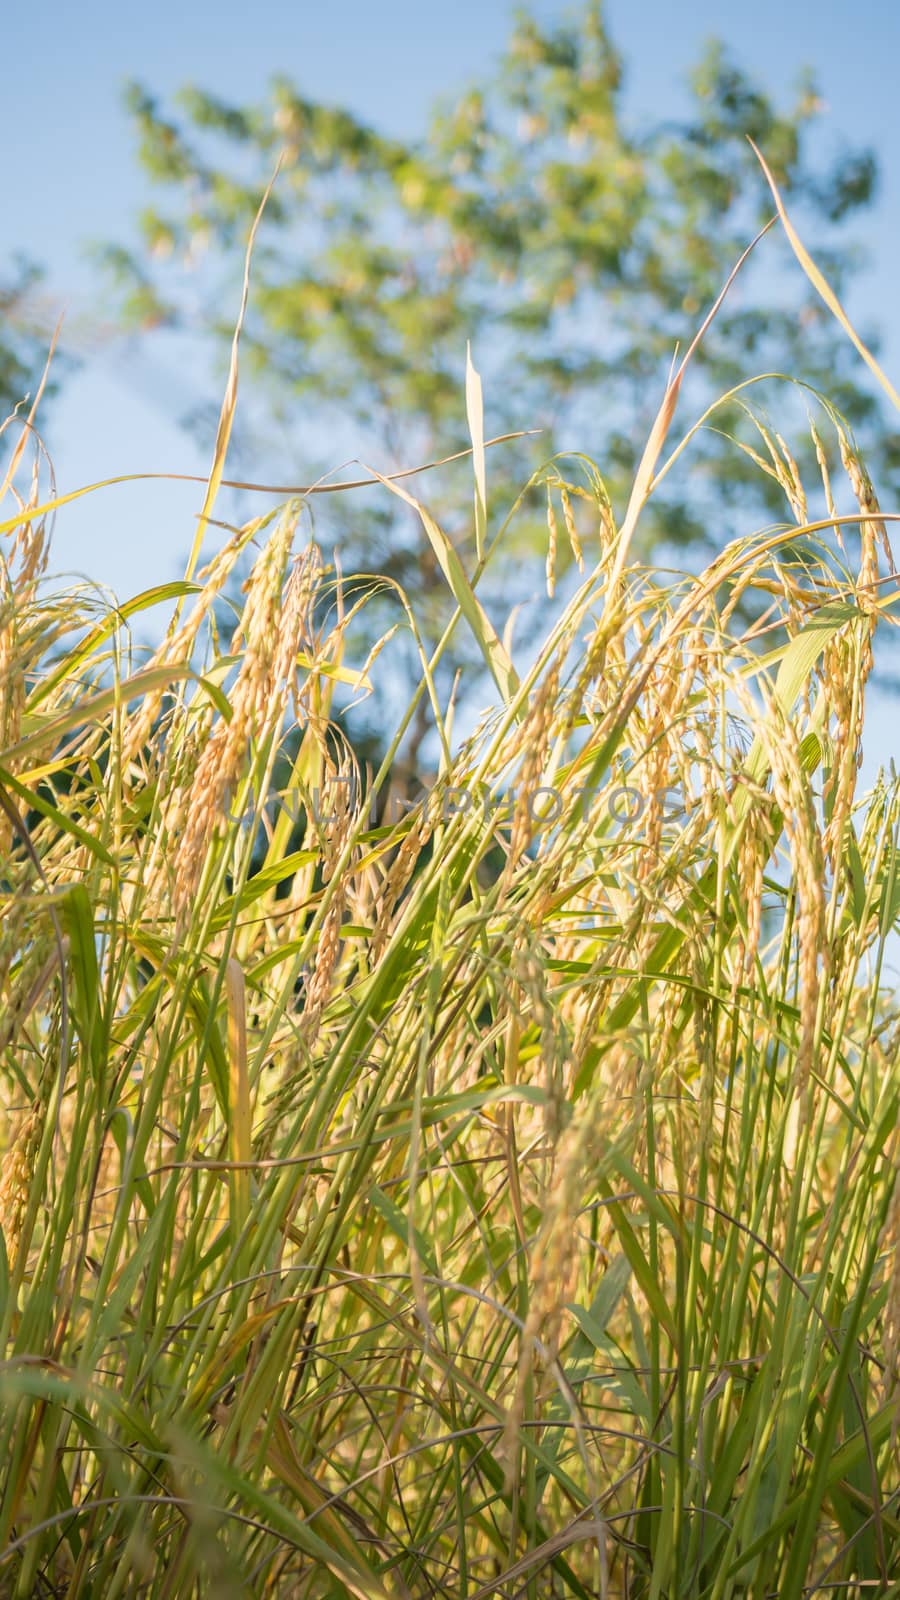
[560,486,584,572]
[505,662,561,882]
[774,432,808,525]
[545,489,558,599]
[300,891,345,1041]
[0,1103,42,1272]
[169,509,320,926]
[810,421,840,547]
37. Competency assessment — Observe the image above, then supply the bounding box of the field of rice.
[1,185,900,1598]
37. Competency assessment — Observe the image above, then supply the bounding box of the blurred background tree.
[98,1,897,761]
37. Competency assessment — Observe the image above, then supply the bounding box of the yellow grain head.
[0,1102,42,1271]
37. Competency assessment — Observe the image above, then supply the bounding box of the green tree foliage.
[101,3,895,743]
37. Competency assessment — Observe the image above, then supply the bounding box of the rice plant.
[1,195,900,1598]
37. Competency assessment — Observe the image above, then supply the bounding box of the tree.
[101,3,896,758]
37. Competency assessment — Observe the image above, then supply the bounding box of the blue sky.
[5,0,900,594]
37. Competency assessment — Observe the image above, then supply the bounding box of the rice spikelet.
[0,1102,42,1269]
